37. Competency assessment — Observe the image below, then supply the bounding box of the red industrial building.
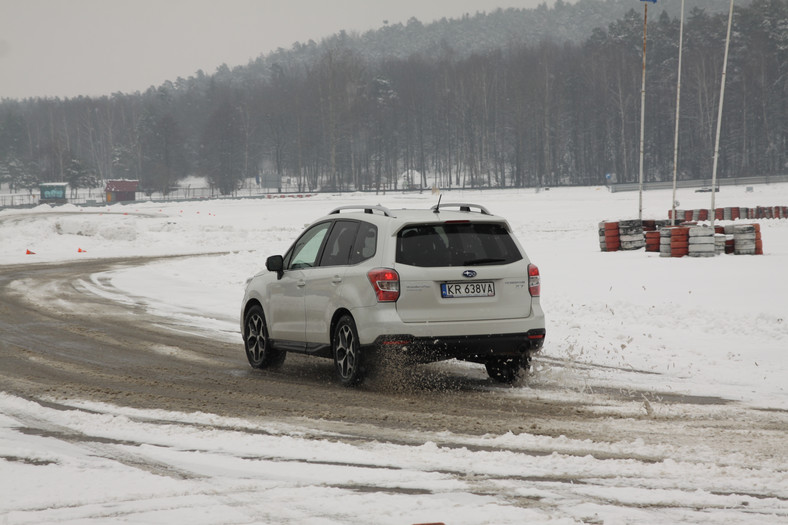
[105,180,139,203]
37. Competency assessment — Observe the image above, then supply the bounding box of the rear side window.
[320,221,360,267]
[349,221,377,265]
[396,222,522,267]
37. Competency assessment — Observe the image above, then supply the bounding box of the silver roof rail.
[329,204,393,217]
[431,202,491,215]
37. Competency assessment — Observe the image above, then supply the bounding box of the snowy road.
[2,255,786,524]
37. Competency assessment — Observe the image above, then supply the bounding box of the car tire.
[485,357,523,383]
[333,314,365,386]
[243,304,286,369]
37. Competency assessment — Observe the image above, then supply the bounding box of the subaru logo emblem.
[462,270,477,278]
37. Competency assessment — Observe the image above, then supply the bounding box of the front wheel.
[485,357,523,383]
[333,315,365,386]
[243,304,286,369]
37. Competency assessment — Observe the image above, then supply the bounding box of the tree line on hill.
[0,0,784,195]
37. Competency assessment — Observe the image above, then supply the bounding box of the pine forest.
[0,0,785,195]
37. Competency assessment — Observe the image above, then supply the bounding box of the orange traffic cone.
[26,249,35,255]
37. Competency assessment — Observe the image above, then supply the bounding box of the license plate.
[441,281,495,298]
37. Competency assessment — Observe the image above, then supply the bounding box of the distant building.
[39,182,68,204]
[105,180,139,203]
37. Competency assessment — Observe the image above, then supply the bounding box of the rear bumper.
[351,300,546,344]
[371,328,545,364]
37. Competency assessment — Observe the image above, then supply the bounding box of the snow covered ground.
[1,184,787,523]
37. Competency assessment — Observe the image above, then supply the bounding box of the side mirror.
[266,255,284,279]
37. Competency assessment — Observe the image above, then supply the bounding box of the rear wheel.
[333,315,365,386]
[243,304,286,369]
[485,356,523,383]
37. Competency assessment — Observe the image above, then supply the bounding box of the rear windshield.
[396,222,523,267]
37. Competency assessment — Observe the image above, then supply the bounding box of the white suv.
[241,202,545,386]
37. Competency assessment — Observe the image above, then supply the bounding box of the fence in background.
[607,174,788,193]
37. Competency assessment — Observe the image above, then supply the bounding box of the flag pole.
[710,0,735,230]
[637,0,653,222]
[671,0,685,226]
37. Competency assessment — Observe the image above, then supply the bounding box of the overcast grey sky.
[0,0,553,100]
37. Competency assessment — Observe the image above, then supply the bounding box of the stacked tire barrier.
[669,210,702,222]
[600,219,764,256]
[643,219,669,252]
[659,226,690,257]
[618,219,645,250]
[598,221,620,252]
[645,230,661,252]
[688,226,716,257]
[669,206,787,222]
[658,227,672,257]
[726,223,763,255]
[722,207,741,221]
[715,233,726,254]
[670,226,689,257]
[717,225,734,253]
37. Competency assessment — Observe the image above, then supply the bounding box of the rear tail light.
[368,268,400,302]
[528,263,540,297]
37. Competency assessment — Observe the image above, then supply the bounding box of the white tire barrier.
[733,223,763,255]
[688,226,717,258]
[659,227,673,257]
[618,219,644,250]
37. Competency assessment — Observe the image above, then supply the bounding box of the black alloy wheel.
[243,304,286,369]
[333,315,365,386]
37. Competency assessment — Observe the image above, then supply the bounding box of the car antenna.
[433,194,442,213]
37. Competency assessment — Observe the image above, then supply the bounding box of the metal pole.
[710,0,734,230]
[638,2,648,221]
[671,0,685,226]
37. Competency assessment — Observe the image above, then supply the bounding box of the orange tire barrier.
[645,231,660,252]
[670,206,787,221]
[659,226,690,257]
[598,221,620,252]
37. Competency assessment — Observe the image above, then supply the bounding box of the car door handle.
[297,279,306,287]
[332,276,343,284]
